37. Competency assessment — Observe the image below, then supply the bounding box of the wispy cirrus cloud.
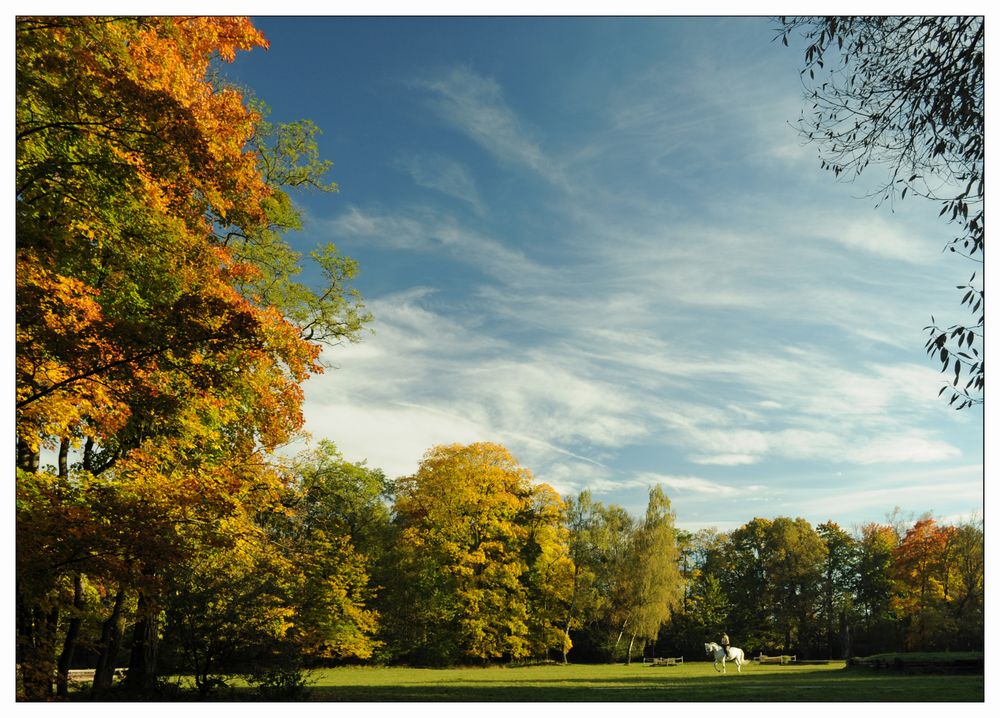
[784,464,983,521]
[847,431,964,465]
[412,65,566,187]
[690,453,761,467]
[392,152,486,214]
[330,205,547,286]
[635,472,767,498]
[305,278,966,507]
[303,288,633,482]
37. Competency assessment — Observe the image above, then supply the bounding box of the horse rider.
[720,632,731,659]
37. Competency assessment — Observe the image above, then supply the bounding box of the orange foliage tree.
[890,518,955,649]
[16,16,367,699]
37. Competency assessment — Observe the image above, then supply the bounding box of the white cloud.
[313,284,969,480]
[635,472,766,498]
[812,214,938,264]
[769,429,848,461]
[393,153,485,214]
[688,428,770,456]
[302,399,487,480]
[414,65,566,186]
[303,289,642,486]
[873,363,952,404]
[331,206,546,286]
[847,432,963,465]
[790,467,982,519]
[690,453,760,466]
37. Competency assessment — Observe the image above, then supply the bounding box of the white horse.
[704,641,745,673]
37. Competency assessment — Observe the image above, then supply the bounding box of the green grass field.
[268,660,982,702]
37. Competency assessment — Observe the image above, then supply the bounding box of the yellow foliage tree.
[390,443,573,663]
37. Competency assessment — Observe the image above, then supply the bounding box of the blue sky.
[221,15,984,532]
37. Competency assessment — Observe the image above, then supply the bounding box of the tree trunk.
[83,437,94,473]
[613,614,630,659]
[839,609,851,659]
[626,634,636,665]
[57,436,70,479]
[15,588,32,671]
[55,573,85,698]
[560,564,582,664]
[93,587,126,695]
[825,583,835,658]
[561,619,571,664]
[19,604,59,700]
[124,593,160,694]
[53,434,75,696]
[17,436,39,473]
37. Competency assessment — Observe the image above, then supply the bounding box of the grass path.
[292,661,983,702]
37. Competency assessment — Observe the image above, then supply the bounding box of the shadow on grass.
[302,667,984,702]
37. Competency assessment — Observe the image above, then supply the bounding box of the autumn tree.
[891,518,957,649]
[778,16,984,408]
[16,16,367,698]
[18,17,274,453]
[384,443,571,664]
[558,487,684,663]
[519,483,576,660]
[159,442,386,695]
[618,486,684,663]
[160,522,297,697]
[269,442,388,662]
[943,516,984,649]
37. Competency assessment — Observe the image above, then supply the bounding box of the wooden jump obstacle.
[755,653,797,665]
[643,656,684,666]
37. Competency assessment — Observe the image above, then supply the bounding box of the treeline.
[659,513,983,661]
[18,431,984,699]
